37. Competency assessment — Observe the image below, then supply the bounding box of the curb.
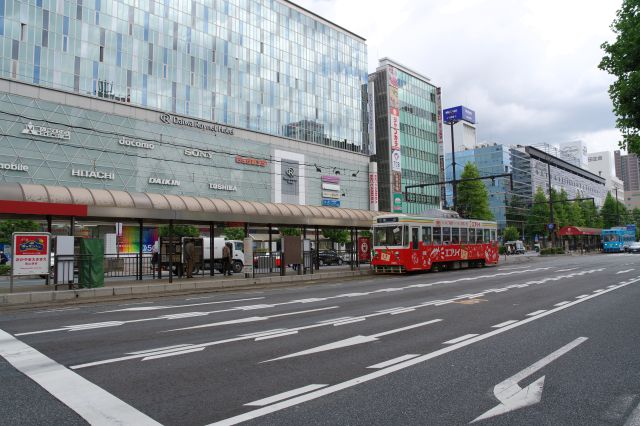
[0,270,372,308]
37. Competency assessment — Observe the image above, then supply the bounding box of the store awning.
[0,183,384,228]
[558,226,602,236]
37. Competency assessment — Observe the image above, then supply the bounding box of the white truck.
[202,237,245,273]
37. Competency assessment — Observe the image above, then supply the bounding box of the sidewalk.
[0,268,372,308]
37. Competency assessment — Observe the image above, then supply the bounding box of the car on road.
[318,250,344,266]
[627,242,640,253]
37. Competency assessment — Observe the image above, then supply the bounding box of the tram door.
[411,227,420,251]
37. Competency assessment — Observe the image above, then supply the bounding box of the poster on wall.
[392,171,402,193]
[392,150,402,172]
[393,193,403,212]
[11,233,51,276]
[118,226,159,254]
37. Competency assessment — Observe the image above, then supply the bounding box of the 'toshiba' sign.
[12,233,51,276]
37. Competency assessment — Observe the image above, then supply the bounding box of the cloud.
[295,0,623,153]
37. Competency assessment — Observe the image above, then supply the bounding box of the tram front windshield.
[374,226,406,247]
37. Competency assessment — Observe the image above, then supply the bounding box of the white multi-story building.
[588,151,625,202]
[557,140,589,169]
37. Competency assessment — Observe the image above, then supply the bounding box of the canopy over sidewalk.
[0,183,383,228]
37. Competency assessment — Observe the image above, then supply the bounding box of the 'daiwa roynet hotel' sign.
[159,113,235,136]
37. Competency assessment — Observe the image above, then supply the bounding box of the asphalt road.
[1,253,640,425]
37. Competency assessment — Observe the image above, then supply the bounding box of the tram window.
[451,228,460,244]
[403,226,409,247]
[374,226,404,246]
[411,228,419,249]
[442,227,451,245]
[433,227,441,245]
[460,228,468,244]
[476,229,484,243]
[422,226,432,244]
[484,229,491,242]
[490,230,496,242]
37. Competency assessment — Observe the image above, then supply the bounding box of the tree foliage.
[506,194,527,229]
[526,187,550,239]
[279,227,301,237]
[456,163,494,220]
[322,228,350,245]
[0,220,39,244]
[599,0,640,154]
[568,200,586,227]
[502,226,520,242]
[600,192,629,228]
[158,224,200,238]
[222,227,246,240]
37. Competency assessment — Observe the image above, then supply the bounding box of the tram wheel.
[431,263,441,273]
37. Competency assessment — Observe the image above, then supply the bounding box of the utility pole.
[449,121,457,210]
[547,162,555,247]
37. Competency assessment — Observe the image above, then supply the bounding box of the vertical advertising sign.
[367,80,376,156]
[358,237,371,262]
[369,161,379,211]
[10,232,52,292]
[388,65,401,213]
[436,87,445,207]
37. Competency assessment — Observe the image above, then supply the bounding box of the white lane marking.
[554,301,570,306]
[497,266,532,271]
[264,319,442,362]
[317,317,353,323]
[617,269,635,274]
[142,347,205,361]
[491,320,518,328]
[575,294,590,299]
[472,337,588,422]
[36,307,80,314]
[443,334,479,345]
[526,310,547,316]
[367,354,420,369]
[207,278,640,426]
[556,268,578,272]
[100,297,266,312]
[128,344,193,355]
[240,329,287,338]
[0,328,160,425]
[167,306,338,332]
[332,318,366,326]
[245,384,328,407]
[254,331,299,341]
[624,399,640,426]
[390,308,416,315]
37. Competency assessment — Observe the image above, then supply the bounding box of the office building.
[0,0,371,209]
[587,151,624,202]
[614,150,640,192]
[368,58,442,214]
[557,140,588,169]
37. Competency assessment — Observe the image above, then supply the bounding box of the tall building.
[587,151,624,202]
[614,150,640,191]
[557,140,588,169]
[0,0,372,209]
[369,58,442,214]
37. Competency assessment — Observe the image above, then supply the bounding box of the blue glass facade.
[0,0,368,150]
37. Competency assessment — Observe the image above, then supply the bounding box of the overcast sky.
[296,0,623,155]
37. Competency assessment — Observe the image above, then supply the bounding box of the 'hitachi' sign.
[71,169,114,180]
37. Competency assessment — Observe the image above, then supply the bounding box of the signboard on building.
[0,162,28,172]
[322,199,341,207]
[388,65,402,212]
[443,105,476,124]
[11,233,51,276]
[367,80,376,156]
[393,193,403,212]
[22,122,70,140]
[392,150,402,172]
[369,162,379,211]
[159,113,234,135]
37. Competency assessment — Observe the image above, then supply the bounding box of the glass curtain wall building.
[369,58,442,214]
[0,0,372,209]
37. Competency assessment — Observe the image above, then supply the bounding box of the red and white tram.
[371,213,499,273]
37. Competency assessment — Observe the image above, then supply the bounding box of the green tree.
[633,208,640,238]
[0,220,39,244]
[322,228,350,245]
[222,227,246,240]
[506,194,527,230]
[601,192,622,228]
[581,200,603,229]
[279,227,301,236]
[502,226,520,242]
[568,200,586,227]
[158,224,200,238]
[526,187,550,240]
[456,163,494,220]
[599,0,640,154]
[553,189,570,227]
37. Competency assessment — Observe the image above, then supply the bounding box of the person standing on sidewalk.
[184,239,195,278]
[222,242,233,276]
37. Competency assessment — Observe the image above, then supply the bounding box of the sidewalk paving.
[0,267,372,308]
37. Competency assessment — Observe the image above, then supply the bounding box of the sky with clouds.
[296,0,623,154]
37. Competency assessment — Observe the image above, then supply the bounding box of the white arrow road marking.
[245,384,328,407]
[471,337,588,423]
[208,279,637,426]
[0,329,160,425]
[263,319,442,362]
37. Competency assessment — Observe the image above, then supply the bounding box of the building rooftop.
[282,0,366,42]
[377,58,432,83]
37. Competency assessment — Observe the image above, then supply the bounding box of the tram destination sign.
[159,113,234,136]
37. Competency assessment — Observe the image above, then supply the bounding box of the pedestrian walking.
[223,242,233,276]
[0,250,7,265]
[184,239,195,278]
